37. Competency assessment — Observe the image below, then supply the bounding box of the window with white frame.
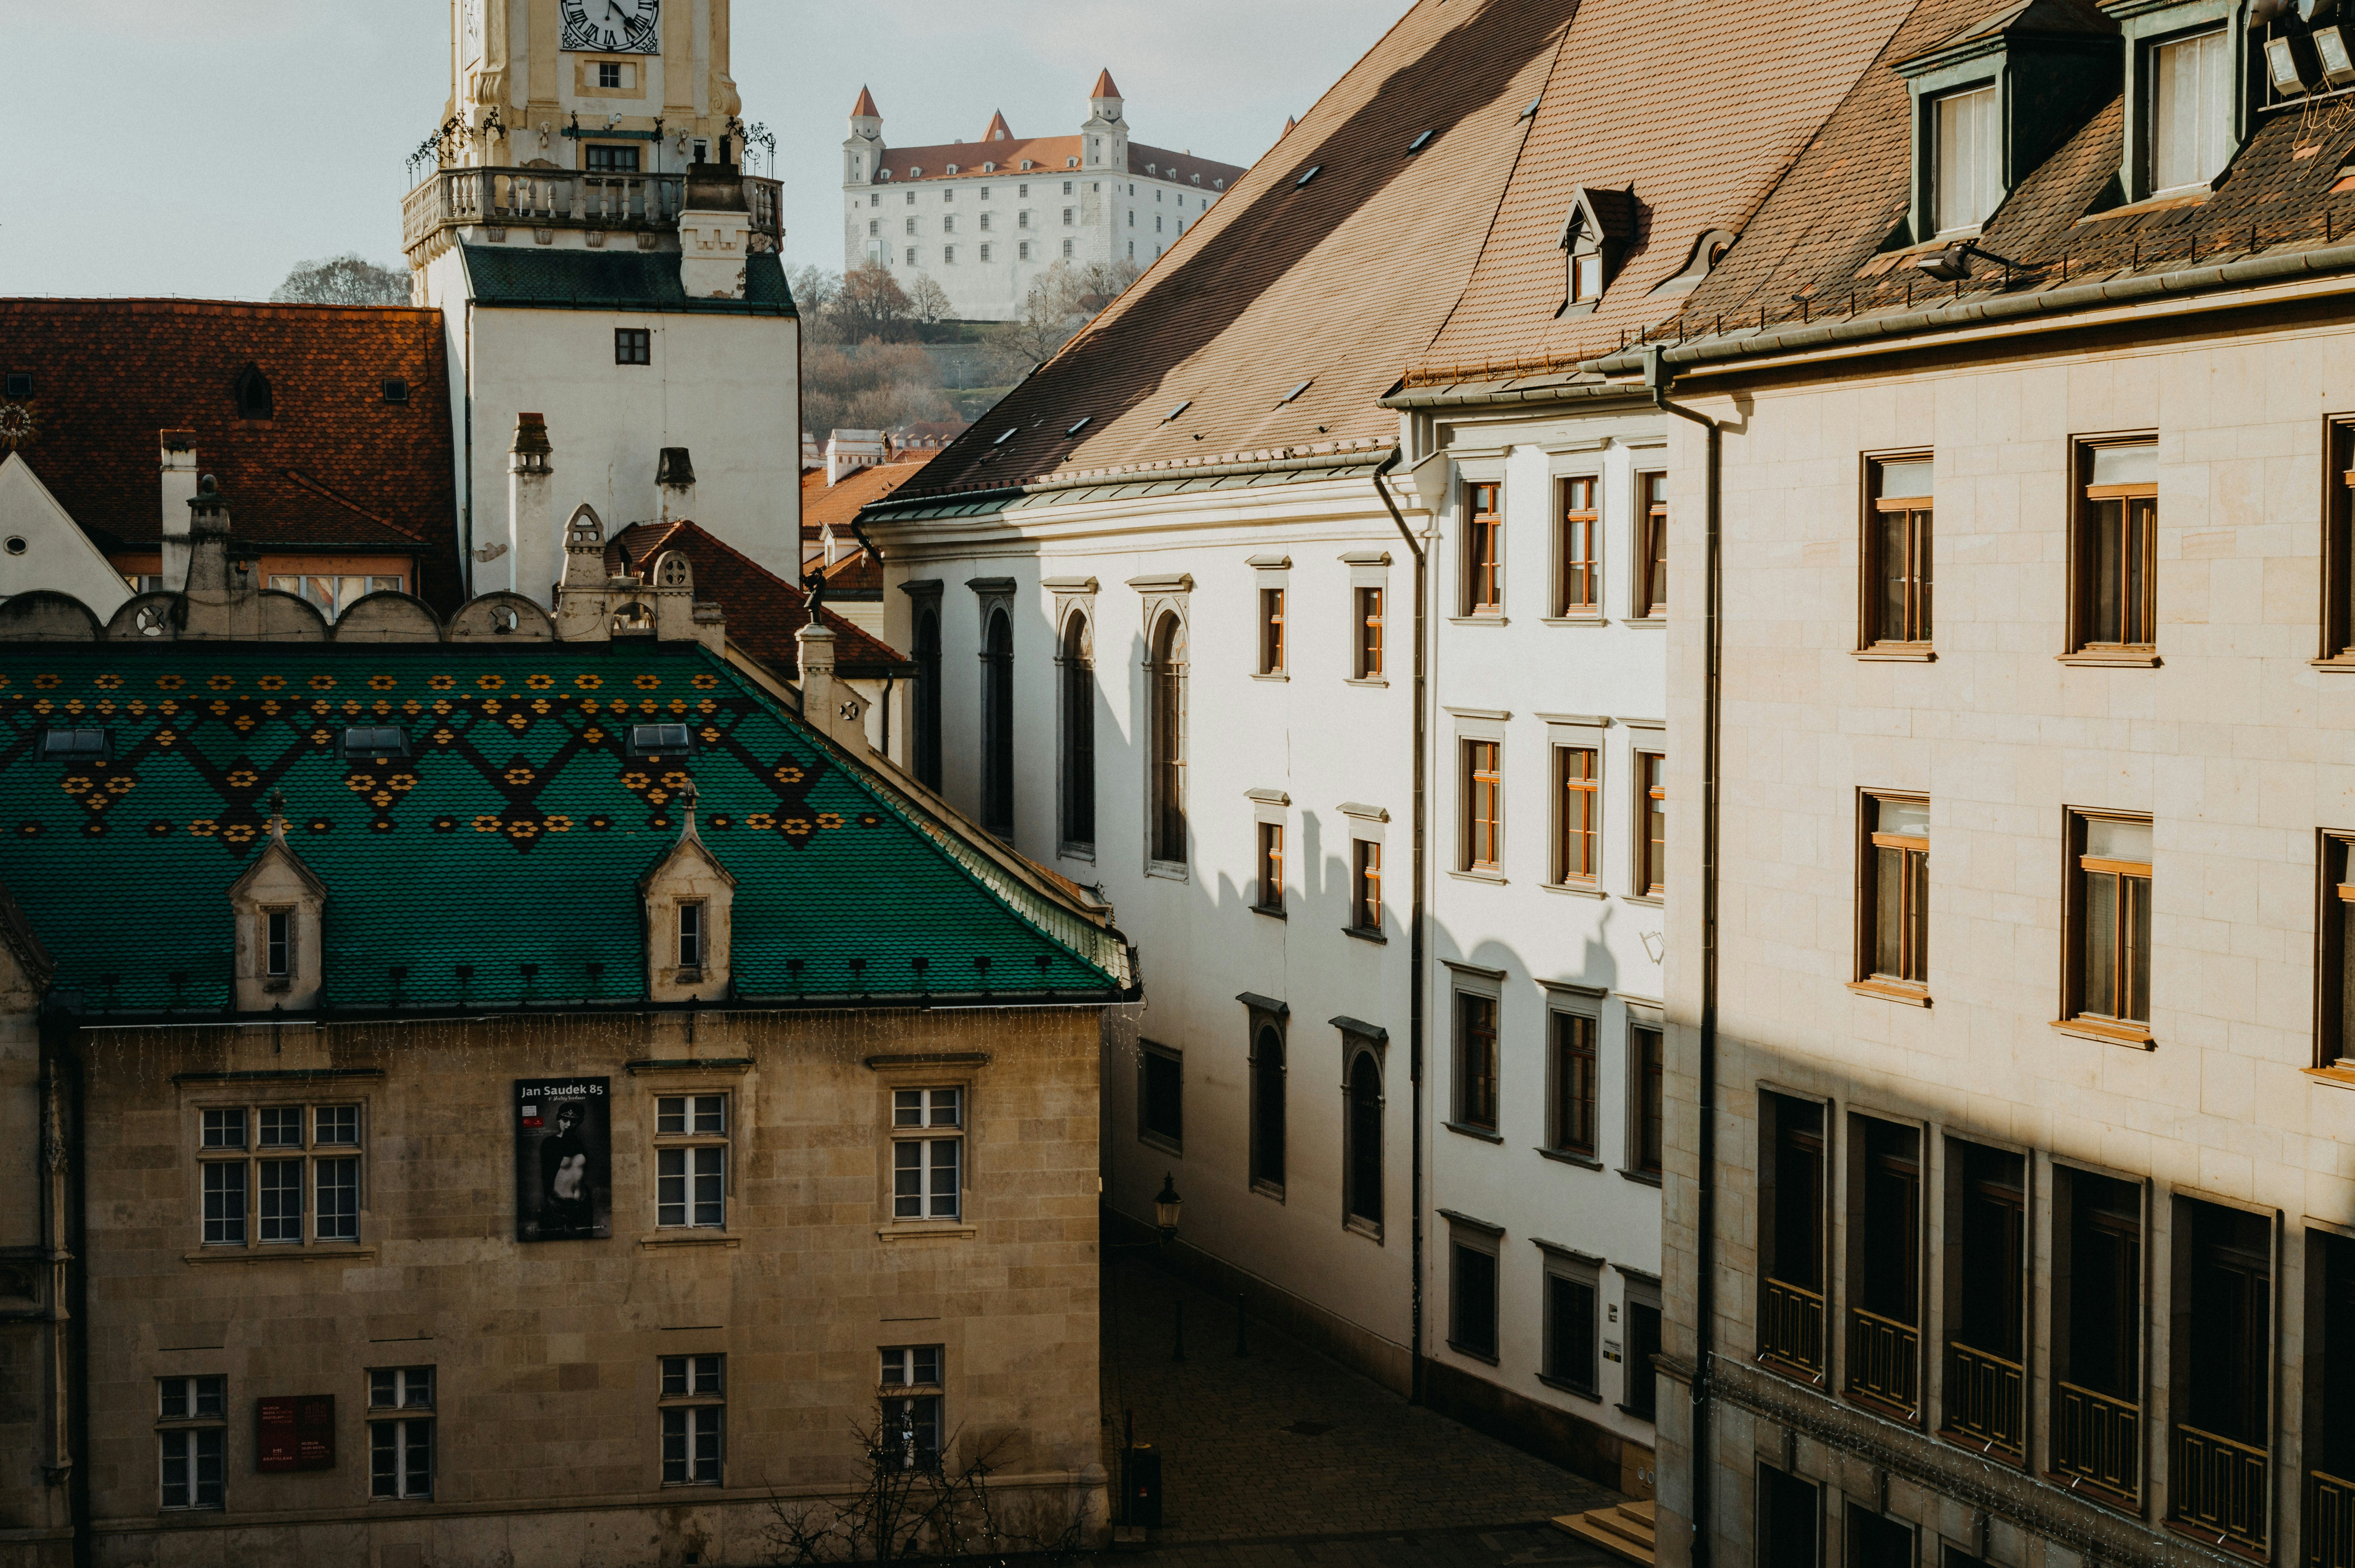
[1933,84,2001,233]
[879,1345,944,1468]
[892,1088,963,1220]
[2151,28,2230,193]
[368,1367,434,1500]
[158,1375,227,1511]
[655,1093,727,1229]
[198,1102,362,1247]
[659,1355,724,1485]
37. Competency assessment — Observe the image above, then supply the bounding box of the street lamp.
[1154,1173,1182,1242]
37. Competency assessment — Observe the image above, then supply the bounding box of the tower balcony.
[401,166,781,266]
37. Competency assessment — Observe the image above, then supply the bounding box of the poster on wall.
[257,1395,335,1472]
[514,1078,611,1242]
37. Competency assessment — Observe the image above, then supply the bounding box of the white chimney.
[657,447,695,524]
[506,412,554,602]
[795,617,871,751]
[825,428,887,485]
[158,430,197,590]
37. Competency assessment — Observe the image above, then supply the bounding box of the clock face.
[559,0,659,54]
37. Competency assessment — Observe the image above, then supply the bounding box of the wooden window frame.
[1634,472,1668,619]
[1465,481,1504,616]
[2067,436,2159,660]
[1258,586,1286,675]
[1854,793,1929,1001]
[1138,1041,1183,1153]
[1626,1017,1664,1181]
[1350,839,1383,934]
[1757,1091,1829,1382]
[2048,1164,2148,1508]
[1255,821,1285,914]
[1939,1136,2030,1466]
[2165,1193,2277,1554]
[1557,475,1600,615]
[1355,585,1385,679]
[1861,452,1934,650]
[2323,416,2355,665]
[1462,739,1503,873]
[2057,808,2154,1045]
[1634,750,1666,898]
[1842,1114,1925,1423]
[1452,990,1500,1133]
[654,1092,731,1230]
[1546,1008,1598,1159]
[1343,1044,1385,1236]
[1553,744,1600,886]
[2318,833,2355,1070]
[1540,1251,1601,1397]
[1446,1220,1502,1362]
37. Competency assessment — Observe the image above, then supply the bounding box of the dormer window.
[1556,186,1638,315]
[629,723,693,758]
[339,725,410,761]
[41,727,108,761]
[678,902,705,972]
[2150,28,2230,191]
[1933,84,2001,233]
[233,364,273,420]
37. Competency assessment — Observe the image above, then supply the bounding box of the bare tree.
[764,1415,1090,1568]
[801,340,950,442]
[829,262,918,343]
[906,274,955,327]
[791,265,845,334]
[987,257,1144,379]
[272,254,410,306]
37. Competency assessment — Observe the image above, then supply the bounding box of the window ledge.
[2042,1470,2142,1517]
[1847,978,1931,1007]
[1448,615,1509,627]
[1344,1214,1384,1243]
[1444,1120,1505,1144]
[183,1246,375,1266]
[1935,1427,2025,1469]
[1536,1373,1604,1403]
[1445,1341,1503,1366]
[1144,860,1189,883]
[1853,646,1935,662]
[1619,1168,1664,1187]
[1139,1132,1182,1157]
[1058,844,1096,864]
[1344,677,1391,688]
[1542,615,1609,626]
[1448,868,1507,886]
[1843,1388,1921,1426]
[639,1231,741,1250]
[875,1222,978,1243]
[2057,649,2160,668]
[1252,903,1287,920]
[2313,656,2355,672]
[2050,1016,2156,1049]
[1251,1178,1285,1203]
[2303,1063,2355,1090]
[1251,672,1290,683]
[1623,616,1666,628]
[1536,1146,1604,1170]
[1542,881,1608,899]
[1343,924,1388,944]
[1623,893,1663,908]
[2076,187,2211,224]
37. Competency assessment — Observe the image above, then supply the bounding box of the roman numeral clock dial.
[559,0,659,53]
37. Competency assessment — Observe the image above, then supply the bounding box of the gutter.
[1583,239,2355,380]
[1371,445,1429,1406]
[1640,347,1722,1568]
[71,988,1139,1030]
[858,445,1392,522]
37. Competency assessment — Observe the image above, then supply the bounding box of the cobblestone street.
[1097,1255,1620,1553]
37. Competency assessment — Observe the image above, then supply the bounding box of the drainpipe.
[1372,446,1429,1405]
[1642,346,1720,1568]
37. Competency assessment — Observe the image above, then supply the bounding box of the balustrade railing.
[1759,1277,1824,1378]
[1845,1306,1919,1415]
[2170,1424,2267,1552]
[402,166,783,252]
[2308,1470,2355,1567]
[1941,1341,2024,1460]
[2053,1380,2141,1501]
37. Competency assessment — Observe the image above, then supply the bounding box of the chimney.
[179,474,237,610]
[678,163,751,300]
[657,447,696,524]
[507,413,554,604]
[825,428,886,485]
[158,430,198,590]
[794,615,871,752]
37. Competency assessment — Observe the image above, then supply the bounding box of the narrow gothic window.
[980,609,1014,836]
[912,607,942,790]
[233,365,273,420]
[1148,612,1187,863]
[1060,613,1094,849]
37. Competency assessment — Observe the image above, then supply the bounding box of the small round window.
[3,537,26,556]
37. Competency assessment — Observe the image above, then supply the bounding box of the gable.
[0,455,133,619]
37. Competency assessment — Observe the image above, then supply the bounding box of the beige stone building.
[0,479,1132,1566]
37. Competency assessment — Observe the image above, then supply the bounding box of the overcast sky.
[2,0,1393,301]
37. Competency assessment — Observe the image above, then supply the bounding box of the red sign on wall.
[256,1395,335,1472]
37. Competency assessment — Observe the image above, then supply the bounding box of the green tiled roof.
[462,247,797,315]
[0,643,1126,1016]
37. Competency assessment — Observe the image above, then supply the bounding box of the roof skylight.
[1295,165,1322,187]
[993,428,1016,445]
[1066,416,1092,436]
[1163,400,1192,422]
[1280,380,1313,404]
[1520,95,1542,119]
[1409,130,1435,151]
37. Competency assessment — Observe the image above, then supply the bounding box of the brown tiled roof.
[802,460,928,531]
[870,0,1580,504]
[1092,70,1123,101]
[852,86,881,118]
[1405,0,1917,381]
[876,136,1245,188]
[0,299,463,608]
[609,520,910,679]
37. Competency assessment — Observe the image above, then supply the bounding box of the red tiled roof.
[0,298,463,609]
[801,460,928,531]
[852,85,881,119]
[1092,70,1122,101]
[983,110,1015,142]
[610,520,909,679]
[877,137,1245,187]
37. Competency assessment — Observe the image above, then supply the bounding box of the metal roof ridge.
[863,443,1397,518]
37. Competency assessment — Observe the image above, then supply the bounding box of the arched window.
[981,608,1014,836]
[1060,611,1095,850]
[1251,1023,1286,1190]
[1148,611,1186,864]
[912,607,942,789]
[1346,1052,1383,1230]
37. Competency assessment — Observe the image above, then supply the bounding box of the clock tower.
[404,0,801,600]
